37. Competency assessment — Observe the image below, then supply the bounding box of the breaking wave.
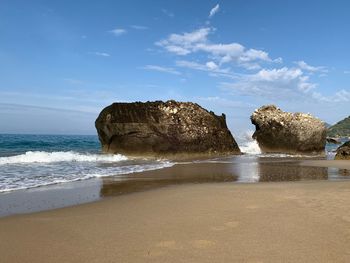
[0,151,128,165]
[237,130,262,155]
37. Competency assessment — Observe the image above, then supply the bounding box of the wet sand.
[302,159,350,169]
[1,180,350,262]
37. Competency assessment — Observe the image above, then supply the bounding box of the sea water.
[0,133,344,193]
[0,134,173,192]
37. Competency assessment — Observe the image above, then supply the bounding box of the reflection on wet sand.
[257,162,328,182]
[101,162,238,197]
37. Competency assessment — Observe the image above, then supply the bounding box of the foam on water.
[240,140,262,155]
[0,158,174,193]
[0,151,128,165]
[237,130,262,155]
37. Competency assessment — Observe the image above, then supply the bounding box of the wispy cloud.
[209,4,220,18]
[176,60,231,76]
[63,78,84,85]
[196,96,256,109]
[0,102,99,115]
[109,28,127,36]
[312,89,350,103]
[344,70,350,74]
[295,60,328,74]
[162,9,174,18]
[90,52,110,57]
[130,25,148,30]
[143,65,181,75]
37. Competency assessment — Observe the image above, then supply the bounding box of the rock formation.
[335,141,350,160]
[95,100,241,157]
[250,105,326,154]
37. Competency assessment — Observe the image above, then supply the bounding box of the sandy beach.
[1,175,350,262]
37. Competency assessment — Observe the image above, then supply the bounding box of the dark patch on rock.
[326,137,341,144]
[250,105,326,154]
[95,100,241,157]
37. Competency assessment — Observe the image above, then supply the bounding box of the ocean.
[0,134,173,193]
[0,133,343,193]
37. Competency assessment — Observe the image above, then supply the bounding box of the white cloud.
[344,70,350,74]
[109,28,127,36]
[156,27,211,55]
[90,52,110,57]
[143,65,181,75]
[158,28,210,46]
[155,26,341,105]
[222,67,317,100]
[130,25,148,30]
[209,4,220,18]
[206,61,219,70]
[156,27,278,69]
[295,61,328,73]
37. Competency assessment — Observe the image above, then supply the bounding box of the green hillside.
[327,116,350,137]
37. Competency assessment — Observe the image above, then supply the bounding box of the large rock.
[335,141,350,160]
[95,100,241,157]
[250,105,326,154]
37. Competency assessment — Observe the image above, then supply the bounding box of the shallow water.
[1,134,349,217]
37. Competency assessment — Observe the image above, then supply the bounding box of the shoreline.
[1,180,350,262]
[1,158,350,218]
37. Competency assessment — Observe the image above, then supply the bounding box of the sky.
[1,0,350,136]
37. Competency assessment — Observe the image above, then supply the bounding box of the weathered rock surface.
[335,141,350,160]
[95,100,241,157]
[250,105,326,154]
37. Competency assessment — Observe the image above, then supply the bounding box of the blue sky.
[1,0,350,135]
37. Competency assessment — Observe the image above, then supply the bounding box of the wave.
[240,140,262,155]
[0,151,128,165]
[237,130,262,155]
[0,161,175,193]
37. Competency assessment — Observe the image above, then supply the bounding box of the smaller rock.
[335,141,350,160]
[250,105,326,154]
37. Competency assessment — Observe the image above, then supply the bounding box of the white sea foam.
[240,140,262,155]
[237,130,262,155]
[0,157,175,192]
[0,151,128,165]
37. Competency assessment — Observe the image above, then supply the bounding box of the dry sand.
[1,180,350,262]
